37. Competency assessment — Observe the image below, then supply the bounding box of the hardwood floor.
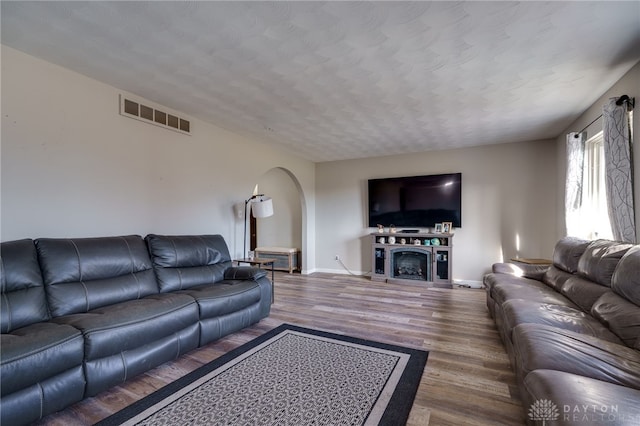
[35,273,525,425]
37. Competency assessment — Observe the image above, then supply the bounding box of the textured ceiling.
[2,1,640,162]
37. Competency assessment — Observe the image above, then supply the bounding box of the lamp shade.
[251,196,273,218]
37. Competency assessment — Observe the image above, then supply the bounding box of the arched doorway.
[251,167,306,270]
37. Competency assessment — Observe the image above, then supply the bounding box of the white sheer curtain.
[565,132,585,237]
[582,132,613,239]
[602,97,635,243]
[565,131,614,240]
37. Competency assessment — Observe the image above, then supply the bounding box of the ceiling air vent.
[119,95,191,135]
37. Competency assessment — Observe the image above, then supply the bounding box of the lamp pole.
[243,194,273,259]
[243,196,253,260]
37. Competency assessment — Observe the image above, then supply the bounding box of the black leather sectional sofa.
[0,234,272,425]
[485,237,640,425]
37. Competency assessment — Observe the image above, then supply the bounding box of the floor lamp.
[243,194,274,259]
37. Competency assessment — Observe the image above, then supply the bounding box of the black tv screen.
[368,173,462,228]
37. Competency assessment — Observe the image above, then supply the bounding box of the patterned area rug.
[97,324,428,426]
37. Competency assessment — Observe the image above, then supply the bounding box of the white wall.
[555,61,640,241]
[4,45,633,279]
[315,140,558,283]
[0,46,317,270]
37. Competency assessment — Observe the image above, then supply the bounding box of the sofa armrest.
[492,262,524,275]
[515,263,550,281]
[224,266,267,281]
[492,262,549,281]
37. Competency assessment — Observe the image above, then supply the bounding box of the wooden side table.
[235,258,276,303]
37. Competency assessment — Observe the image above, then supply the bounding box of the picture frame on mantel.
[442,222,452,233]
[434,223,443,233]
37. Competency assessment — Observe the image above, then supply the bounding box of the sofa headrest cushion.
[552,237,590,273]
[577,240,633,287]
[145,234,231,268]
[36,235,158,317]
[560,276,611,313]
[145,234,232,292]
[611,245,640,306]
[542,265,575,292]
[0,239,50,332]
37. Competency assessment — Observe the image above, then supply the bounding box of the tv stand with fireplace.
[370,232,453,288]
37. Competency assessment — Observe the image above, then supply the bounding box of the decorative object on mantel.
[430,238,441,246]
[378,237,385,244]
[442,222,453,233]
[377,224,385,233]
[434,223,443,233]
[400,238,406,244]
[388,236,396,244]
[389,224,397,234]
[424,239,431,246]
[414,239,422,246]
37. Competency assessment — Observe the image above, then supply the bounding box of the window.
[578,131,613,240]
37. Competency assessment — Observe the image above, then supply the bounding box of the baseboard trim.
[453,279,484,289]
[293,271,483,288]
[313,268,368,276]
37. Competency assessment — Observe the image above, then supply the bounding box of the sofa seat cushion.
[512,324,640,390]
[502,300,623,344]
[52,293,198,360]
[522,369,640,426]
[1,322,84,395]
[491,280,576,308]
[591,291,640,348]
[176,280,262,319]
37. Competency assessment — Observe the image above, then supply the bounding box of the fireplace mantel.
[370,232,453,288]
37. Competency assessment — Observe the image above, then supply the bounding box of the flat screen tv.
[368,173,462,228]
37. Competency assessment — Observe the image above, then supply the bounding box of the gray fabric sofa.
[1,234,271,426]
[484,237,640,425]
